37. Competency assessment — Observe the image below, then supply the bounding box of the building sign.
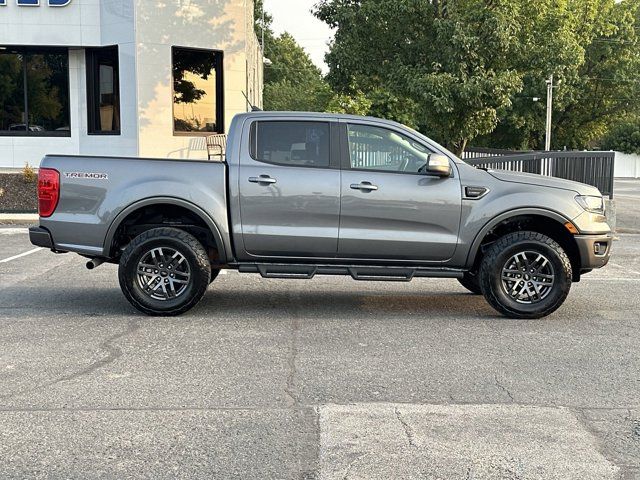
[0,0,72,6]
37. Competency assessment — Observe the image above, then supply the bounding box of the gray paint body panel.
[40,155,231,260]
[37,111,612,273]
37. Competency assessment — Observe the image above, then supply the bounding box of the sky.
[263,0,335,73]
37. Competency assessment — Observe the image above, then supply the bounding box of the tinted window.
[253,121,330,168]
[172,47,224,134]
[0,48,70,136]
[86,46,120,134]
[347,124,433,173]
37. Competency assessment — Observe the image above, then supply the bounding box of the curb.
[0,214,38,226]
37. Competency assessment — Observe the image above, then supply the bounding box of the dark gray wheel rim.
[136,247,191,301]
[500,251,555,304]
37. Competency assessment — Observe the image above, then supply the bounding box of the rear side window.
[251,121,330,168]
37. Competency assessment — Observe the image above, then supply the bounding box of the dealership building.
[0,0,263,169]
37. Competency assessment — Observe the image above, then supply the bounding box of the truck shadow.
[198,289,495,320]
[0,286,496,320]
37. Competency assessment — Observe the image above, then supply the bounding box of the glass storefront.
[0,47,70,136]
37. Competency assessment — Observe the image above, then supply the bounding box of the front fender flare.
[465,207,572,268]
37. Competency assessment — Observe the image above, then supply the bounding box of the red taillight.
[38,168,60,218]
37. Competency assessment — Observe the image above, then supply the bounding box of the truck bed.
[38,154,230,258]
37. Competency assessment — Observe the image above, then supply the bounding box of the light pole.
[545,74,553,152]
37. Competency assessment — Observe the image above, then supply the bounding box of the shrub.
[22,163,37,183]
[600,120,640,155]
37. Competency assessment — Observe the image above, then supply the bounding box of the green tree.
[486,0,640,150]
[255,1,333,112]
[315,0,640,153]
[315,0,526,154]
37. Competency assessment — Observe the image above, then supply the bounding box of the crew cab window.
[252,121,330,168]
[347,124,433,174]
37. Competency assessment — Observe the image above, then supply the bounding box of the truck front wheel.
[118,227,211,316]
[479,231,572,319]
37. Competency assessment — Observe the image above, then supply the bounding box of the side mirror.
[426,154,452,177]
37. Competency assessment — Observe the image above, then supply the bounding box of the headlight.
[575,195,605,215]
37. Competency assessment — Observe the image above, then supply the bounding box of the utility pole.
[545,74,553,152]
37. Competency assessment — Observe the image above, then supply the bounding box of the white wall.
[0,0,262,167]
[135,0,258,160]
[615,152,640,178]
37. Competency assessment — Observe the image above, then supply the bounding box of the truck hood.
[487,169,602,196]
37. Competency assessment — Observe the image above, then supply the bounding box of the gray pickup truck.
[30,112,612,318]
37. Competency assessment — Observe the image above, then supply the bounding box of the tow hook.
[86,258,106,270]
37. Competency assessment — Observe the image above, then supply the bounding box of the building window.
[251,121,330,168]
[86,46,120,135]
[172,46,224,135]
[0,47,70,136]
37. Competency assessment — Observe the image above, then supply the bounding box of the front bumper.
[575,234,613,270]
[29,226,53,249]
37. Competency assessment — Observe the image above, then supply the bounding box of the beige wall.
[136,0,263,160]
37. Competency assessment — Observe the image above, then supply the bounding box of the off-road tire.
[458,272,482,295]
[118,227,211,316]
[479,231,572,319]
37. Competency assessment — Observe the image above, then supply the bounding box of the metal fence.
[462,150,615,199]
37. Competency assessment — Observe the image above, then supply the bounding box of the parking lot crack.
[494,372,514,402]
[394,406,418,448]
[0,319,140,401]
[284,298,300,409]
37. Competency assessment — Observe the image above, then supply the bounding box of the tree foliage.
[315,0,640,153]
[255,1,333,112]
[600,118,640,154]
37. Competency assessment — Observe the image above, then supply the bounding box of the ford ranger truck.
[29,112,612,318]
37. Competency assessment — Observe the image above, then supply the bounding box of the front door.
[239,120,341,258]
[338,123,462,262]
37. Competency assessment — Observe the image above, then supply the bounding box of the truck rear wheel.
[118,227,211,316]
[479,231,572,319]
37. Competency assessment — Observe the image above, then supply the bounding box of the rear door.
[238,119,341,258]
[338,122,462,262]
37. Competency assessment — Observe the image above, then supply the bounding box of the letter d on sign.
[13,0,72,5]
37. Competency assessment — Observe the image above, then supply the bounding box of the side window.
[347,124,433,174]
[252,121,330,168]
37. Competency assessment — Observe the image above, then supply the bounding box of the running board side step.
[237,264,465,281]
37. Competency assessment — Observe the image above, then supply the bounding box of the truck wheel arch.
[103,197,229,263]
[466,208,581,280]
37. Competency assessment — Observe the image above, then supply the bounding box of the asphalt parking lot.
[0,227,639,479]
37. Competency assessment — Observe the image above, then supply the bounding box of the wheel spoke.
[136,246,191,301]
[501,250,555,305]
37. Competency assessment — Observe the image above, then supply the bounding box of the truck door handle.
[350,182,378,192]
[249,175,277,185]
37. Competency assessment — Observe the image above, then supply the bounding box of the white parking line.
[0,228,28,235]
[0,248,43,264]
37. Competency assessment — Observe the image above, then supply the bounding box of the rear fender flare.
[103,197,228,263]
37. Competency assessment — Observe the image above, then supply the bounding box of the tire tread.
[479,231,572,319]
[118,227,211,316]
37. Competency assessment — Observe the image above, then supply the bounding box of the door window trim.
[248,120,340,170]
[340,121,456,178]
